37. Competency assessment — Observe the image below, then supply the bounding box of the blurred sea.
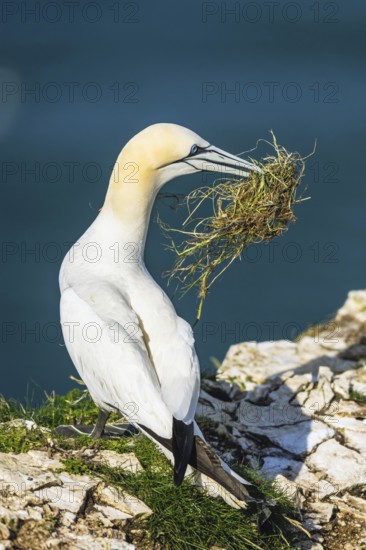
[0,1,364,398]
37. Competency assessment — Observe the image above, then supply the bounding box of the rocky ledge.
[1,290,366,549]
[207,289,366,550]
[0,437,148,549]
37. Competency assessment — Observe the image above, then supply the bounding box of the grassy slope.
[0,388,301,550]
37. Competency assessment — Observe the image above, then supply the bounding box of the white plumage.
[59,123,261,507]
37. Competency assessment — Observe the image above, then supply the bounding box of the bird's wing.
[94,268,201,425]
[133,290,200,485]
[60,285,172,438]
[151,310,200,423]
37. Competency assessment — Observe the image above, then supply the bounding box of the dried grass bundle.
[160,133,309,321]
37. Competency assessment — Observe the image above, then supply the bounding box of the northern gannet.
[59,123,261,508]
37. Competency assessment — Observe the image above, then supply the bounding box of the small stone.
[305,502,335,524]
[62,511,77,526]
[27,506,44,521]
[314,479,342,500]
[334,418,366,453]
[92,451,142,474]
[94,503,132,521]
[332,374,351,399]
[269,373,314,402]
[99,486,152,517]
[302,369,334,414]
[0,523,10,540]
[307,439,366,492]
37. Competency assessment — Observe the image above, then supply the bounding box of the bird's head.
[112,123,261,191]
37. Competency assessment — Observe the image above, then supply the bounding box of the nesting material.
[160,133,309,320]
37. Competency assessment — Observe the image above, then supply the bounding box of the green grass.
[0,387,106,427]
[0,388,301,550]
[349,390,366,403]
[0,422,47,453]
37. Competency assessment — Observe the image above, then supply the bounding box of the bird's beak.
[184,145,262,178]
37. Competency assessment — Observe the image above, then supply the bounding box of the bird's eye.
[190,144,199,156]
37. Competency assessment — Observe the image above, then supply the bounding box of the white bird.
[59,123,261,508]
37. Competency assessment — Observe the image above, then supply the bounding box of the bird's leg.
[90,409,110,439]
[52,408,138,439]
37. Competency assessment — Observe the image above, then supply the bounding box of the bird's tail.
[139,422,250,509]
[190,434,250,508]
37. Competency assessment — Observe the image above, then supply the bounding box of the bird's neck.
[101,156,158,260]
